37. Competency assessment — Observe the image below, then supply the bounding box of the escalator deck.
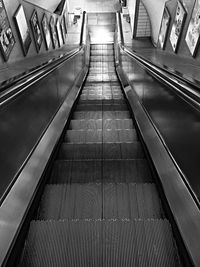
[20,44,181,266]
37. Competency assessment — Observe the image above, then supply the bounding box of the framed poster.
[63,13,67,34]
[0,0,15,61]
[60,17,66,44]
[49,16,58,49]
[41,14,51,50]
[55,19,63,47]
[157,7,171,49]
[185,0,200,56]
[14,5,32,56]
[170,1,187,52]
[30,10,43,52]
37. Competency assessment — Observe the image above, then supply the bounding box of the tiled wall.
[135,1,151,37]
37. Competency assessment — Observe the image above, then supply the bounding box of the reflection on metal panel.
[0,50,84,201]
[119,50,200,200]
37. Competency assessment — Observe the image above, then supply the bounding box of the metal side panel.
[0,50,84,202]
[116,65,200,266]
[0,66,88,267]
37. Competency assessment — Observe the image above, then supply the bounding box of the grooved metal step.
[89,62,115,68]
[78,99,126,105]
[73,111,130,120]
[83,82,121,89]
[87,75,118,83]
[38,183,164,220]
[75,104,128,112]
[89,68,115,74]
[65,129,138,143]
[80,95,124,101]
[90,55,114,62]
[90,50,114,56]
[20,219,181,267]
[58,142,144,160]
[69,119,134,130]
[50,159,152,184]
[91,44,114,50]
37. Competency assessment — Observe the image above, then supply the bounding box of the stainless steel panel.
[119,50,200,201]
[0,50,85,201]
[116,64,200,266]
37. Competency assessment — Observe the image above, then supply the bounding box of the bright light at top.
[90,28,114,44]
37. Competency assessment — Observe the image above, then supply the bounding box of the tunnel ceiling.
[26,0,63,12]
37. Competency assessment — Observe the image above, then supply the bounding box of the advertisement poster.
[60,17,66,44]
[14,5,32,56]
[0,0,15,61]
[30,10,43,52]
[170,1,186,52]
[49,16,58,49]
[56,19,63,47]
[41,14,51,50]
[157,7,171,49]
[185,0,200,56]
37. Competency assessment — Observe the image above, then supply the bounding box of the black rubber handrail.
[116,11,200,111]
[80,11,87,46]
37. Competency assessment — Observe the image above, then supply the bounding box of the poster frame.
[169,0,187,53]
[157,6,171,50]
[49,16,58,49]
[60,16,66,44]
[30,9,43,53]
[55,18,63,47]
[41,13,51,50]
[185,0,200,57]
[0,0,15,61]
[13,5,32,56]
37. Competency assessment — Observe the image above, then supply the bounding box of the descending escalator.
[20,43,182,266]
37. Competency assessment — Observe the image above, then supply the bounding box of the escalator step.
[89,62,115,68]
[87,74,118,82]
[103,183,164,219]
[73,111,130,120]
[90,50,114,56]
[69,119,134,130]
[89,68,115,74]
[79,95,124,101]
[83,82,121,89]
[75,104,128,111]
[90,55,114,62]
[78,99,126,105]
[91,44,114,50]
[58,142,144,160]
[50,159,152,184]
[38,184,102,220]
[50,159,102,183]
[65,129,138,143]
[102,159,152,182]
[20,219,181,267]
[38,183,163,220]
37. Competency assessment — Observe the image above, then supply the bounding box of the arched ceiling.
[141,0,169,45]
[26,0,63,12]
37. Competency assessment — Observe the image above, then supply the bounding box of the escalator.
[19,42,182,266]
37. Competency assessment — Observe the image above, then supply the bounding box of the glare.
[90,28,113,44]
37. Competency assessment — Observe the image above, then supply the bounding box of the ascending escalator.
[20,43,181,266]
